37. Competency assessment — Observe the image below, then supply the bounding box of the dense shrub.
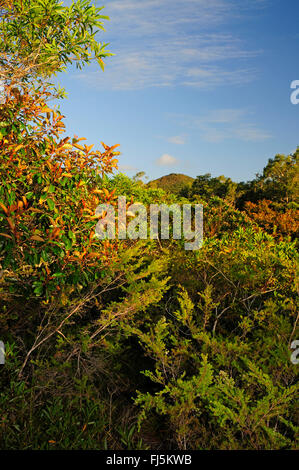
[111,228,298,449]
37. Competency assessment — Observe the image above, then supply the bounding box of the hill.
[147,173,194,194]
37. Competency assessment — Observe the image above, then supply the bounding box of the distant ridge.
[147,173,194,194]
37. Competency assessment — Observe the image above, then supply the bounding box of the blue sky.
[56,0,299,182]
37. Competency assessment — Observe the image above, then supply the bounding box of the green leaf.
[47,198,55,210]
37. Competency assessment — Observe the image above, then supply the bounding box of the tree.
[260,151,299,203]
[191,173,237,203]
[237,150,299,208]
[0,0,113,87]
[0,0,120,377]
[133,171,147,184]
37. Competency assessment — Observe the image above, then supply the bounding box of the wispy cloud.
[200,108,247,123]
[104,0,232,35]
[167,135,186,145]
[234,126,272,142]
[156,154,180,167]
[75,0,264,90]
[168,108,272,143]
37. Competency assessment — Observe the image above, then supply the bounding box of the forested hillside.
[147,173,194,195]
[0,0,298,451]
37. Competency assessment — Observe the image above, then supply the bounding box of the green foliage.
[260,151,299,203]
[0,0,112,86]
[109,173,177,205]
[237,149,299,208]
[127,262,298,449]
[188,173,237,204]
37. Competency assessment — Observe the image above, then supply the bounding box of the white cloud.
[167,135,186,145]
[200,123,272,143]
[156,154,180,167]
[168,108,272,143]
[198,108,248,124]
[74,0,264,90]
[234,126,272,142]
[104,0,231,35]
[199,128,229,143]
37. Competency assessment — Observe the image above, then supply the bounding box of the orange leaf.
[73,144,84,151]
[0,203,8,215]
[0,233,13,239]
[41,107,53,113]
[101,142,109,150]
[6,217,15,231]
[93,189,103,195]
[14,144,24,153]
[110,144,120,151]
[31,235,45,242]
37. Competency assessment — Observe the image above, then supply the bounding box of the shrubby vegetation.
[0,0,298,450]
